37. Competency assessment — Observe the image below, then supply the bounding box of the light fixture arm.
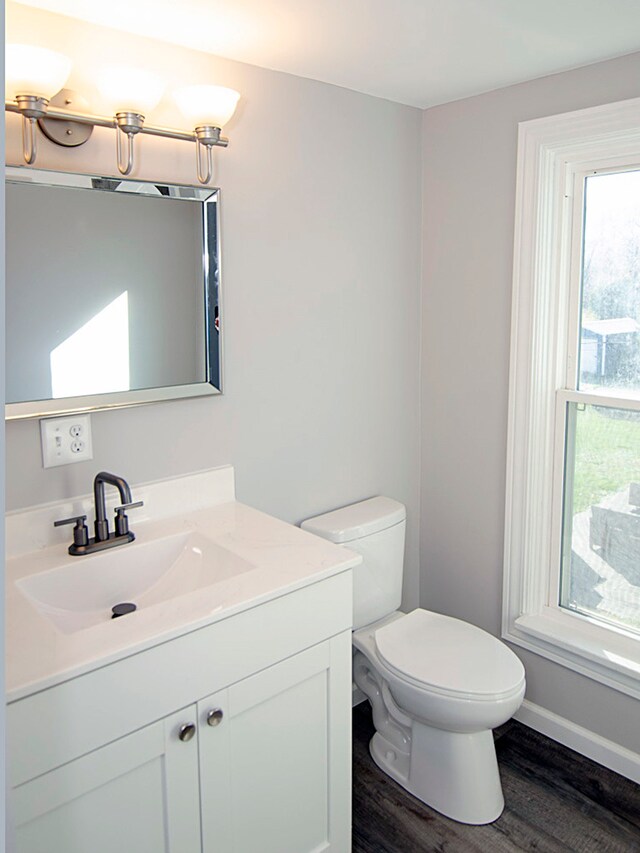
[14,95,50,166]
[22,116,38,165]
[196,139,213,184]
[194,126,222,184]
[116,129,135,175]
[5,99,230,182]
[115,112,144,176]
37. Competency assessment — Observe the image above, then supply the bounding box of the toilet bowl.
[301,497,526,825]
[353,610,525,824]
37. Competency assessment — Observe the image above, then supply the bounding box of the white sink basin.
[17,531,255,634]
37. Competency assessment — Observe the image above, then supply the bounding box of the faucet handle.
[54,514,89,547]
[54,513,87,526]
[114,501,144,537]
[114,501,144,513]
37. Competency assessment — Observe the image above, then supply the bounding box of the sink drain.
[111,602,137,619]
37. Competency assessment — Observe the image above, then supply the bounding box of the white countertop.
[6,468,360,702]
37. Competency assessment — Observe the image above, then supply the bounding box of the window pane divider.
[559,388,640,411]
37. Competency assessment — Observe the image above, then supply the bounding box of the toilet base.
[353,640,514,825]
[369,721,504,825]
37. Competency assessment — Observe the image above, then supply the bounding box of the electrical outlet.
[41,414,93,468]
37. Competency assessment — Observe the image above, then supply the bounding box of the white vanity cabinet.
[13,705,202,853]
[8,571,353,853]
[198,639,350,853]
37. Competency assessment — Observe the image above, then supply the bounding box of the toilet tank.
[301,497,406,630]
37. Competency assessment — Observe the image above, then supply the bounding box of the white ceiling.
[12,0,640,108]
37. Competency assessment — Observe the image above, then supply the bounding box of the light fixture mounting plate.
[38,89,93,148]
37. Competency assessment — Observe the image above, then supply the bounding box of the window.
[559,170,640,635]
[503,98,640,699]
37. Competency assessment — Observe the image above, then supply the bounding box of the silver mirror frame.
[5,167,223,421]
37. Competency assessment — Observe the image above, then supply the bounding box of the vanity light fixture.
[174,85,241,184]
[96,67,165,176]
[5,45,240,184]
[5,44,73,165]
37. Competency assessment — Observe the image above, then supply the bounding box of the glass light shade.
[5,44,72,100]
[174,85,240,129]
[96,67,164,115]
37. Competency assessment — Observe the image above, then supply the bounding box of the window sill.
[505,607,640,700]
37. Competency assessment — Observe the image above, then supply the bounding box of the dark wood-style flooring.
[352,703,640,852]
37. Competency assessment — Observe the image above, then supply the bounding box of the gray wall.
[5,7,422,610]
[420,51,640,752]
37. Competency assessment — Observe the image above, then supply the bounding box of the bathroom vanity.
[6,467,359,853]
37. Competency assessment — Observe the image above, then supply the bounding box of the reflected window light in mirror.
[50,292,130,398]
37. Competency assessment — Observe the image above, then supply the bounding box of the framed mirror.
[5,166,222,420]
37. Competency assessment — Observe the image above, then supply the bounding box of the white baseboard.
[514,699,640,784]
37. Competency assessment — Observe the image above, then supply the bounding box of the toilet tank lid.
[301,496,406,543]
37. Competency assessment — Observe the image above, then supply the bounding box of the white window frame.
[503,97,640,700]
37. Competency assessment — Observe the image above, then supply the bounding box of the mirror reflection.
[6,168,221,419]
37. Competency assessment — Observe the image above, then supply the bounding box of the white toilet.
[301,496,525,825]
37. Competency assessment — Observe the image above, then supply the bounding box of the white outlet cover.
[41,414,94,468]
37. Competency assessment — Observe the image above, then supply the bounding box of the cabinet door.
[13,705,201,853]
[198,632,352,853]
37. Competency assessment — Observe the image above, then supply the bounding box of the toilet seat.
[374,609,525,701]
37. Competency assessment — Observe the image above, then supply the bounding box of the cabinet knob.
[178,723,196,742]
[206,708,224,727]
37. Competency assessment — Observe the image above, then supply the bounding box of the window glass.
[560,402,640,634]
[565,169,640,634]
[579,170,640,395]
